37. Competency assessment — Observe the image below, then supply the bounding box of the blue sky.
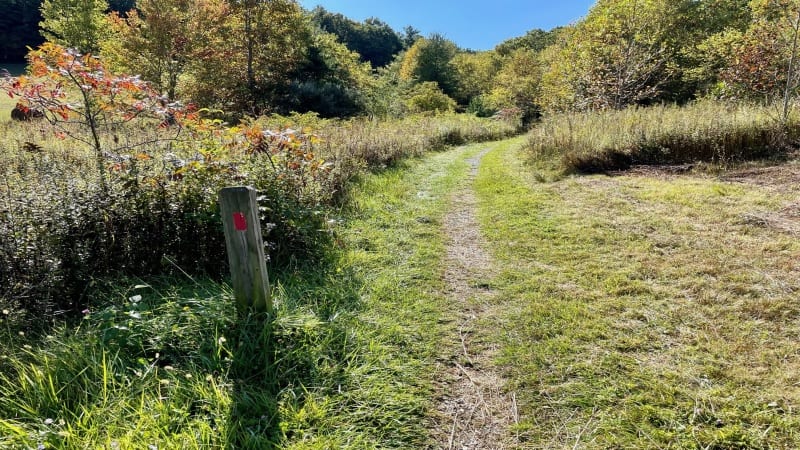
[298,0,597,51]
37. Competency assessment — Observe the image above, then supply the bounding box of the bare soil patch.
[429,149,519,450]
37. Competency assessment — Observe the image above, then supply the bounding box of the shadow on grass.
[223,256,365,448]
[0,253,365,448]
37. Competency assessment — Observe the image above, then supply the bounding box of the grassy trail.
[5,134,800,449]
[475,141,800,448]
[430,142,524,449]
[0,141,507,449]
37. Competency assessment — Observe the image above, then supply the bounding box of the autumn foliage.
[0,43,338,317]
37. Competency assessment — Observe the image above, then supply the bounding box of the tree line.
[6,0,800,120]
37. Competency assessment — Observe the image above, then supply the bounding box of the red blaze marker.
[233,212,247,231]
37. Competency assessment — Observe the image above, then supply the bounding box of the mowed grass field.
[0,64,26,123]
[0,92,17,123]
[475,141,800,448]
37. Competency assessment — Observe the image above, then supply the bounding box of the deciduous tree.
[495,28,559,56]
[539,0,683,111]
[724,0,800,122]
[212,0,309,114]
[286,29,373,117]
[39,0,109,54]
[399,34,459,99]
[1,43,190,188]
[403,81,456,113]
[449,51,501,107]
[485,48,542,123]
[310,7,404,68]
[103,0,230,101]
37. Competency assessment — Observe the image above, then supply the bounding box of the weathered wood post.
[219,186,272,313]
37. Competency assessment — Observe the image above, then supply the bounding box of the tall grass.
[526,101,798,173]
[0,142,484,448]
[264,112,519,196]
[0,112,517,322]
[0,64,26,123]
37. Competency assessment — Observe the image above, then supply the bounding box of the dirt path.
[430,148,519,449]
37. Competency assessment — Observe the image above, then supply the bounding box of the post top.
[220,185,256,193]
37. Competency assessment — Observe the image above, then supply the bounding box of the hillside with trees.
[4,0,800,122]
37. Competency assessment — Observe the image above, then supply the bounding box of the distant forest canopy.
[3,0,798,121]
[0,0,133,62]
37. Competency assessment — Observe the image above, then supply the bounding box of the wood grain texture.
[219,186,271,312]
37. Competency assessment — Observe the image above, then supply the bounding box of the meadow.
[0,114,495,447]
[6,0,800,446]
[3,96,800,447]
[0,64,25,119]
[476,139,800,448]
[0,111,517,325]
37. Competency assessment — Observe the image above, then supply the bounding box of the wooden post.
[219,186,271,313]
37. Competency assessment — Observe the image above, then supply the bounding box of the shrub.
[0,118,331,320]
[403,82,457,114]
[0,44,518,322]
[0,110,517,323]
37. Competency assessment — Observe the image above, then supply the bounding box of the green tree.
[399,34,459,99]
[537,27,578,112]
[672,0,752,97]
[286,29,373,117]
[403,81,456,113]
[720,0,800,122]
[401,26,422,48]
[102,0,230,100]
[233,0,309,113]
[495,28,559,56]
[449,50,501,106]
[686,28,745,96]
[310,7,404,67]
[39,0,109,54]
[186,0,309,114]
[539,0,684,111]
[486,48,542,123]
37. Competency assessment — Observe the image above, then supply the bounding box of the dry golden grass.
[526,101,796,174]
[0,95,18,124]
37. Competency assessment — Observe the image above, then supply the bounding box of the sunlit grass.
[0,142,491,448]
[0,280,237,449]
[0,110,517,322]
[526,101,795,174]
[0,94,18,124]
[0,63,26,123]
[476,141,800,448]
